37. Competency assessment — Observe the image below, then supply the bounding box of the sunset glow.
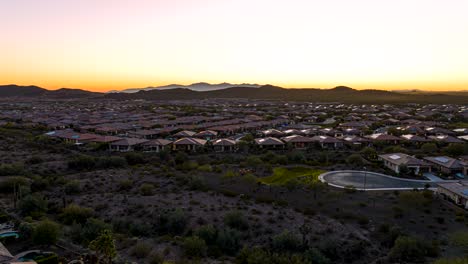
[2,0,468,92]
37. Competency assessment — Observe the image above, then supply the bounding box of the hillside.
[105,85,468,104]
[0,85,102,99]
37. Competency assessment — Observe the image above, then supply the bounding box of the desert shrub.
[154,208,189,235]
[19,194,48,218]
[96,156,127,169]
[148,253,164,264]
[70,218,111,245]
[189,176,207,191]
[450,231,468,253]
[272,230,302,252]
[0,163,24,176]
[64,180,81,195]
[139,183,154,196]
[433,257,468,264]
[217,228,241,255]
[131,241,152,258]
[346,154,365,166]
[198,164,213,172]
[304,248,331,264]
[224,211,249,230]
[61,204,93,225]
[183,236,207,258]
[125,152,146,165]
[0,176,29,193]
[389,235,439,262]
[118,179,133,191]
[194,224,217,245]
[33,220,60,245]
[68,155,96,170]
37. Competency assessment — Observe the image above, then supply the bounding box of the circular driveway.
[319,170,436,190]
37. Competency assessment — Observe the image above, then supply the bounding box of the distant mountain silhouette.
[105,85,468,104]
[2,84,467,104]
[108,82,261,93]
[0,85,101,99]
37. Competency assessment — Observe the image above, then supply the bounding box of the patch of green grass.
[259,167,325,186]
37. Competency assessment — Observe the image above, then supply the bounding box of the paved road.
[320,171,436,190]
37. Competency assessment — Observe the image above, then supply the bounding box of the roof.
[174,137,207,145]
[0,242,13,262]
[194,130,218,137]
[367,133,401,141]
[173,130,196,137]
[110,138,149,146]
[213,138,237,146]
[255,137,285,145]
[401,134,430,142]
[428,135,464,143]
[437,181,468,199]
[142,138,172,146]
[281,135,314,143]
[423,156,463,169]
[379,153,429,166]
[311,135,341,143]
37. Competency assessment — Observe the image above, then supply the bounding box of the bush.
[148,253,164,264]
[224,211,249,231]
[194,225,217,245]
[33,220,60,245]
[198,164,213,172]
[139,183,155,196]
[19,194,48,218]
[125,152,146,165]
[70,218,111,245]
[131,241,152,258]
[61,204,93,225]
[217,228,241,255]
[389,235,438,262]
[272,230,302,252]
[0,163,24,176]
[64,180,81,195]
[0,176,29,193]
[154,208,188,235]
[183,236,207,258]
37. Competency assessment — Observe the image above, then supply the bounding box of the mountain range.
[107,82,261,93]
[1,84,468,104]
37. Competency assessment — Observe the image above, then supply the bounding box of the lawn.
[259,167,325,186]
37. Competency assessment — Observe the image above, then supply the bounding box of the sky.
[1,0,468,92]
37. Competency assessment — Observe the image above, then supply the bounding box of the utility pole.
[363,166,367,191]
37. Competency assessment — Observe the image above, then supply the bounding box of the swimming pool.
[319,170,436,190]
[0,231,19,239]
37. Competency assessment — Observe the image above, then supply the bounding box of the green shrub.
[224,211,249,230]
[61,204,93,225]
[389,235,438,262]
[194,225,217,245]
[217,228,241,255]
[64,180,81,195]
[183,236,207,258]
[272,230,302,252]
[131,241,152,258]
[33,220,60,245]
[139,183,155,196]
[19,194,48,218]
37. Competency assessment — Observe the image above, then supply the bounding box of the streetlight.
[363,166,367,191]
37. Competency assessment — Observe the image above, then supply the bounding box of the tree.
[61,204,93,225]
[346,154,365,166]
[360,147,377,160]
[420,143,438,154]
[89,230,117,264]
[18,194,48,218]
[444,144,466,157]
[33,220,60,245]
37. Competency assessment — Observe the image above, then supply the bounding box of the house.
[436,181,468,209]
[109,138,149,152]
[0,242,13,263]
[128,129,161,139]
[255,137,285,149]
[424,156,463,175]
[173,137,207,152]
[366,133,402,144]
[310,136,343,149]
[142,139,172,152]
[425,127,456,136]
[86,135,122,144]
[194,130,218,141]
[341,135,371,147]
[400,134,430,144]
[378,153,431,174]
[261,129,284,137]
[173,130,196,138]
[281,135,314,149]
[428,135,464,144]
[212,138,237,152]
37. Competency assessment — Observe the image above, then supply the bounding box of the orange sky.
[1,0,468,92]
